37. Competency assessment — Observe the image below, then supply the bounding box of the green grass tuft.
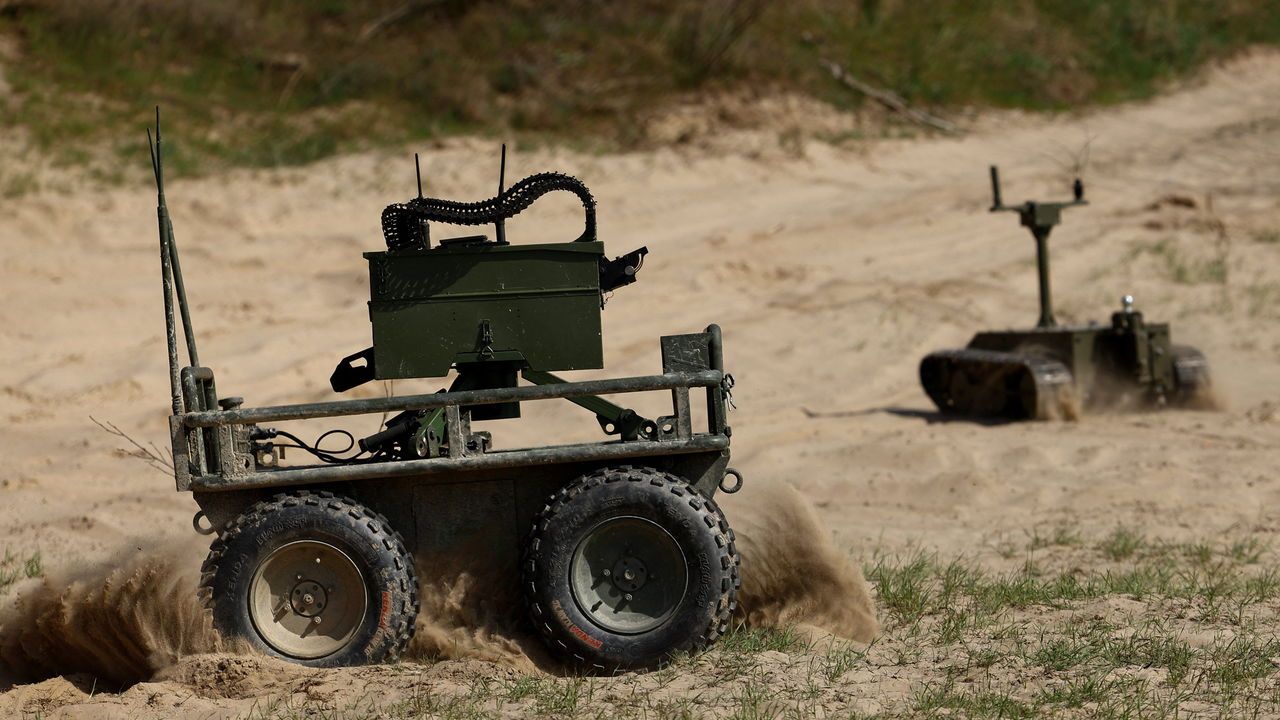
[0,548,43,592]
[1099,526,1146,561]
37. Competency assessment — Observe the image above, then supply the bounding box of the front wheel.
[523,465,740,670]
[199,490,418,666]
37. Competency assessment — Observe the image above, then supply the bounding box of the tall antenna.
[149,108,183,415]
[494,143,508,245]
[153,107,201,368]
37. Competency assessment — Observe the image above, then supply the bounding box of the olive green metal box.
[365,240,606,379]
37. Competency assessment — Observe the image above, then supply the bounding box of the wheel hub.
[569,516,688,635]
[248,540,366,659]
[611,557,648,592]
[290,580,328,617]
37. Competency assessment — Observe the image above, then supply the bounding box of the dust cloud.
[405,563,544,671]
[725,481,879,643]
[402,482,882,668]
[0,543,226,688]
[0,485,877,687]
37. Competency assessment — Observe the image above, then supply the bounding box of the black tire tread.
[522,465,740,669]
[197,489,419,664]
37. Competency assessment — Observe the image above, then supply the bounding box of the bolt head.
[624,593,633,601]
[313,616,322,624]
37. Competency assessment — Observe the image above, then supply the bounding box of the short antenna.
[498,143,507,192]
[414,152,423,199]
[413,152,430,247]
[494,143,508,245]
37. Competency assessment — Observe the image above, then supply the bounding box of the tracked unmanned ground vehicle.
[920,167,1211,420]
[146,114,742,670]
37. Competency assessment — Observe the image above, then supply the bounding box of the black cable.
[270,429,388,465]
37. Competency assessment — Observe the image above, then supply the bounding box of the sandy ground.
[0,49,1279,718]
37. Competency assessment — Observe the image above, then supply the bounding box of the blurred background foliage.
[1,0,1277,171]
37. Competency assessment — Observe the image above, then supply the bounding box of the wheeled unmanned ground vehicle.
[146,114,742,670]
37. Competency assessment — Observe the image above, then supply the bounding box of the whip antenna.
[414,152,423,199]
[149,115,182,415]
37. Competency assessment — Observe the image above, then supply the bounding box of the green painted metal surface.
[967,313,1178,407]
[365,240,606,379]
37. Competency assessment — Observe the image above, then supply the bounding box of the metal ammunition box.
[365,240,606,379]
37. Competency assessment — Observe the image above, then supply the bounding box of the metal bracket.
[477,319,495,359]
[170,414,192,492]
[521,368,657,441]
[444,405,465,458]
[653,387,692,441]
[216,425,254,480]
[661,332,712,373]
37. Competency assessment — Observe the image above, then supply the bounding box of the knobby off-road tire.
[199,490,419,667]
[522,465,740,670]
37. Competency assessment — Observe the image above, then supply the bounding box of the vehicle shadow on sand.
[801,406,1021,427]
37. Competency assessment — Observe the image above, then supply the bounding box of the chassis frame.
[172,328,737,572]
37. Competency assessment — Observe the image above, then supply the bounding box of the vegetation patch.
[1,1,1278,171]
[1136,238,1229,285]
[223,527,1280,718]
[1252,229,1280,245]
[0,548,42,592]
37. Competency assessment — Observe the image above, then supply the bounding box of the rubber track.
[1171,345,1212,404]
[381,171,597,250]
[522,465,741,670]
[197,489,419,661]
[920,348,1073,419]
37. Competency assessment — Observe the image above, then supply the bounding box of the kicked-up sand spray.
[0,480,876,686]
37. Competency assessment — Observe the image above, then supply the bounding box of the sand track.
[1,49,1279,717]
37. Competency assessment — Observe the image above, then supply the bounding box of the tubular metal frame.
[173,369,730,493]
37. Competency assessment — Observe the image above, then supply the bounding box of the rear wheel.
[199,490,418,666]
[523,465,739,670]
